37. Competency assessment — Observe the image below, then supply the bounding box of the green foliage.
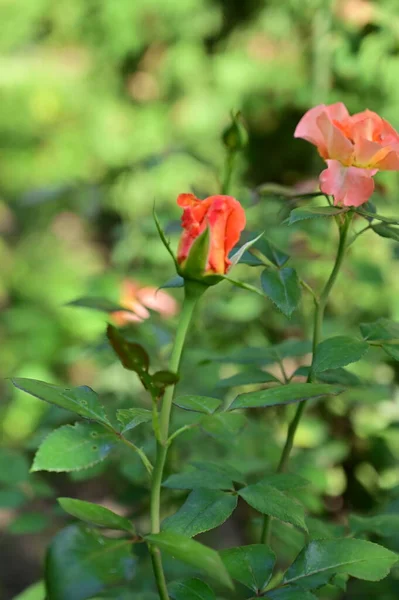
[45,525,136,600]
[229,383,343,410]
[145,532,233,589]
[32,423,117,472]
[261,267,301,318]
[168,578,215,600]
[313,336,369,373]
[221,544,275,592]
[58,498,136,533]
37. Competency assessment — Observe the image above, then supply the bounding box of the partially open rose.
[176,193,246,277]
[294,103,399,206]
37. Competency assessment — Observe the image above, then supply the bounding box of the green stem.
[260,212,353,545]
[222,151,236,195]
[149,285,200,599]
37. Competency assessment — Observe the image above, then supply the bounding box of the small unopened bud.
[222,111,249,152]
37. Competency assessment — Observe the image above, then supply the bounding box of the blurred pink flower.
[112,280,178,326]
[295,103,399,206]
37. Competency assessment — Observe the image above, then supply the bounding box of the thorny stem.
[261,212,353,545]
[149,285,200,600]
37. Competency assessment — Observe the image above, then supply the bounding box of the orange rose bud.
[176,193,246,279]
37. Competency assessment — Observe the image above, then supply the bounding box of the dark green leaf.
[46,524,135,600]
[116,408,152,433]
[160,275,185,289]
[360,318,399,342]
[349,514,399,537]
[9,512,49,534]
[313,336,368,373]
[221,544,275,592]
[201,413,247,441]
[266,587,316,600]
[230,233,264,267]
[0,449,30,484]
[356,208,399,225]
[168,578,215,600]
[288,206,345,224]
[66,297,124,312]
[145,531,233,589]
[163,466,234,491]
[255,238,290,267]
[192,461,246,485]
[32,423,116,472]
[162,489,237,537]
[317,368,362,386]
[173,395,222,414]
[261,268,301,318]
[58,498,135,533]
[283,539,398,588]
[206,339,311,365]
[372,223,399,242]
[217,370,280,388]
[229,383,343,410]
[107,324,150,372]
[238,482,307,531]
[11,378,111,426]
[382,344,399,361]
[152,370,179,387]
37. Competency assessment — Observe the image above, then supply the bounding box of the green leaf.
[0,449,30,484]
[382,344,399,361]
[256,238,290,267]
[168,578,215,600]
[181,226,210,278]
[32,423,116,472]
[201,413,247,442]
[349,514,399,537]
[162,489,237,537]
[221,544,275,592]
[0,488,27,508]
[229,383,343,410]
[313,336,369,373]
[283,539,398,589]
[356,208,399,225]
[66,297,124,312]
[173,395,222,414]
[9,512,49,534]
[13,581,45,600]
[266,587,317,600]
[116,408,152,433]
[261,268,301,318]
[192,461,246,485]
[230,232,264,267]
[46,524,135,600]
[288,206,345,224]
[11,378,111,426]
[360,318,399,342]
[107,324,150,371]
[238,482,307,531]
[145,531,233,589]
[217,369,280,388]
[207,339,311,365]
[372,223,399,242]
[317,367,362,387]
[58,497,135,533]
[152,370,179,387]
[160,275,185,289]
[260,474,310,491]
[163,466,234,491]
[153,206,179,268]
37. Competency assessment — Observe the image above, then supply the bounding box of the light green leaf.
[116,408,152,433]
[46,524,135,600]
[221,544,275,592]
[168,578,215,600]
[162,489,237,537]
[146,531,233,589]
[313,336,369,373]
[238,482,307,531]
[229,383,343,410]
[58,498,135,533]
[66,297,123,312]
[382,344,399,361]
[32,423,116,472]
[173,395,222,414]
[11,378,111,426]
[261,268,301,317]
[13,581,45,600]
[283,539,398,588]
[288,206,345,224]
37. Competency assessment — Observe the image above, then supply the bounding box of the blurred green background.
[1,0,399,598]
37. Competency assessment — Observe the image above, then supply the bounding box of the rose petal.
[320,159,375,207]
